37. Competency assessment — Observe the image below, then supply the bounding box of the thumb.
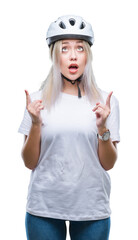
[24,90,31,107]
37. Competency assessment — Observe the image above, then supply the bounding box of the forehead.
[62,39,83,44]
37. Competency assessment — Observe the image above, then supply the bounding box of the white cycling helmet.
[46,15,94,47]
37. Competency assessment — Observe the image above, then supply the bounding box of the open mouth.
[68,64,79,69]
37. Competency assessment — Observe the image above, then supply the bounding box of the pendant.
[71,80,76,84]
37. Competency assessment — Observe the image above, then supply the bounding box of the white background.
[0,0,137,239]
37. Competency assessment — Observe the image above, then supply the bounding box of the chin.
[67,73,82,80]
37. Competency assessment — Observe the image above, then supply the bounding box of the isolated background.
[0,0,137,239]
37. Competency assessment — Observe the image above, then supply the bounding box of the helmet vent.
[69,18,76,26]
[80,22,86,29]
[59,21,66,29]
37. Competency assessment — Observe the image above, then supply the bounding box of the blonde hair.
[40,40,103,111]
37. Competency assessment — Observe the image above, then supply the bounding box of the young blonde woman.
[18,15,120,240]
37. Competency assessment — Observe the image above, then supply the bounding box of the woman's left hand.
[92,91,113,130]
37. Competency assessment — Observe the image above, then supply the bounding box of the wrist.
[32,121,42,127]
[98,126,108,136]
[97,128,110,142]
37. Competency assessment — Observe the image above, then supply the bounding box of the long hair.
[40,40,103,111]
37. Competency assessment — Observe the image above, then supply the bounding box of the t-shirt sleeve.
[18,107,32,136]
[106,95,120,143]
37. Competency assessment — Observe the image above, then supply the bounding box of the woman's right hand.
[25,90,44,125]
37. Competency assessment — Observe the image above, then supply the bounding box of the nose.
[70,49,77,61]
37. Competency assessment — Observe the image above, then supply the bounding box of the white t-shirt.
[18,90,120,221]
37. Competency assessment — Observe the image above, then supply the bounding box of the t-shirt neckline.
[60,92,86,99]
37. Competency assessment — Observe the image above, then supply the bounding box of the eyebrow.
[62,40,83,44]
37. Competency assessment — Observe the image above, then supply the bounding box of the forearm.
[21,123,41,170]
[97,128,118,171]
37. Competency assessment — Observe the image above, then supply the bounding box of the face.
[59,39,87,80]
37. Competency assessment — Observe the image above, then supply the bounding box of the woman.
[18,15,120,240]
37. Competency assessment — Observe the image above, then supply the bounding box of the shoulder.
[29,90,42,101]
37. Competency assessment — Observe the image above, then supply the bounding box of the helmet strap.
[61,73,83,98]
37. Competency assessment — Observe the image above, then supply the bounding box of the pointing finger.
[25,89,31,107]
[106,91,113,108]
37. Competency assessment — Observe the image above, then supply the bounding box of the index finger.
[106,91,113,108]
[24,89,31,106]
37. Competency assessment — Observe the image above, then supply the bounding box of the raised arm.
[21,90,44,170]
[92,91,118,171]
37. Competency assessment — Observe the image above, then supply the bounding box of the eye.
[77,46,84,52]
[62,47,68,52]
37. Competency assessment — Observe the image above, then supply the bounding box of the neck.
[61,73,83,88]
[61,73,85,97]
[62,79,85,95]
